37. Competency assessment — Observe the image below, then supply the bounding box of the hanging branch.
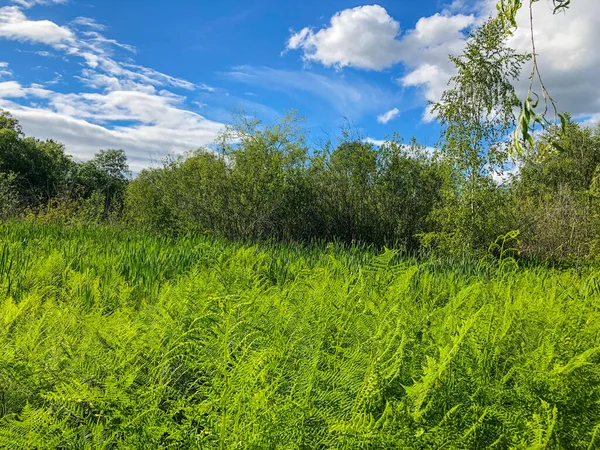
[496,0,571,153]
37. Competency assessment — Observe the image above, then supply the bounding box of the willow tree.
[496,0,572,150]
[430,18,529,250]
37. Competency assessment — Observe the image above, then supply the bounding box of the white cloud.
[0,6,74,45]
[0,6,211,96]
[287,6,474,74]
[286,5,475,121]
[120,64,198,90]
[491,163,520,185]
[365,137,386,146]
[0,62,11,79]
[582,115,600,127]
[444,0,600,122]
[288,1,600,123]
[506,0,600,121]
[377,107,400,124]
[11,0,67,8]
[287,5,405,70]
[0,84,223,172]
[71,16,106,31]
[13,108,221,173]
[401,63,454,122]
[0,81,26,97]
[0,6,223,168]
[81,31,136,53]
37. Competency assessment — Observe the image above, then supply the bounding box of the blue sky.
[0,0,598,171]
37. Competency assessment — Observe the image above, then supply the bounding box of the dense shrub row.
[2,108,600,259]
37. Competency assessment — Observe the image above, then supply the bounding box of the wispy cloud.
[0,62,12,79]
[35,50,54,57]
[11,0,68,9]
[0,4,224,168]
[71,16,106,31]
[377,108,400,124]
[225,65,401,120]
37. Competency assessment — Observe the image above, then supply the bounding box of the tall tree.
[430,18,529,250]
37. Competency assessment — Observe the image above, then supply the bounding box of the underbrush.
[0,222,599,448]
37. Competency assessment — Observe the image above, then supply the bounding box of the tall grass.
[0,221,599,448]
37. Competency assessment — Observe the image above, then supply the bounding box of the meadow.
[1,222,600,449]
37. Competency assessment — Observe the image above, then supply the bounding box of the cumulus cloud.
[377,107,400,124]
[506,0,600,121]
[15,108,221,173]
[287,5,405,70]
[0,83,223,172]
[287,1,600,123]
[286,6,474,74]
[286,4,475,120]
[0,81,26,97]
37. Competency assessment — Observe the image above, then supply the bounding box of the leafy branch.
[496,0,572,153]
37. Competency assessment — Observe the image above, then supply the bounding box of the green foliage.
[125,112,444,249]
[429,18,529,253]
[0,110,131,221]
[432,18,528,177]
[512,120,600,259]
[76,149,131,217]
[1,222,600,448]
[0,128,75,205]
[0,172,19,221]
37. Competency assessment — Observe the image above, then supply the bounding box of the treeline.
[0,111,130,222]
[2,108,600,260]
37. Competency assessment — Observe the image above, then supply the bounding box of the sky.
[0,0,598,172]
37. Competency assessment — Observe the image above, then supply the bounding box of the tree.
[324,139,379,242]
[0,110,22,134]
[377,137,445,249]
[216,110,310,240]
[430,18,529,251]
[0,110,75,205]
[124,167,176,232]
[76,149,131,217]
